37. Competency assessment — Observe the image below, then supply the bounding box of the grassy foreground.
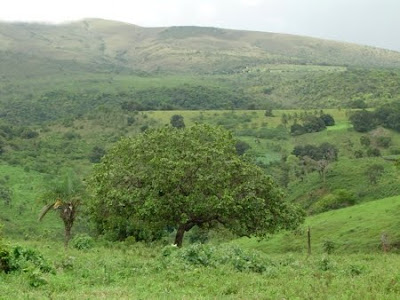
[2,196,400,299]
[1,239,400,299]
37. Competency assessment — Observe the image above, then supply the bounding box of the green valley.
[1,19,400,299]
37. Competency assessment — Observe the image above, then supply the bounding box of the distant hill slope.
[1,18,400,78]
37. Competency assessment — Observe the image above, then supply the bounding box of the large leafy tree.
[88,124,303,247]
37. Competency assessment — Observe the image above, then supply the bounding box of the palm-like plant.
[38,172,84,248]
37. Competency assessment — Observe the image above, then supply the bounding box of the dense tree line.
[1,85,254,125]
[350,103,400,133]
[292,143,338,161]
[120,85,252,111]
[290,114,335,136]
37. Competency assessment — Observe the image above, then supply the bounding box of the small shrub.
[63,131,81,140]
[0,246,13,273]
[1,245,54,275]
[12,246,54,273]
[188,226,209,244]
[127,116,135,126]
[319,256,334,271]
[365,164,384,184]
[322,240,336,254]
[28,270,48,287]
[389,147,400,155]
[348,264,365,276]
[161,244,273,274]
[367,147,381,157]
[59,256,75,271]
[235,140,251,156]
[320,114,335,126]
[311,190,356,213]
[71,234,95,250]
[376,136,392,148]
[20,129,39,139]
[354,150,364,158]
[88,146,106,163]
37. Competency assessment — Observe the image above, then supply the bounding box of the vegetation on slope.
[237,195,400,254]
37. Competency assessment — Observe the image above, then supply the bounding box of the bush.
[235,140,251,156]
[360,136,371,147]
[349,110,377,132]
[311,189,356,213]
[323,240,336,254]
[367,147,381,157]
[88,146,106,163]
[290,124,305,136]
[320,114,335,126]
[365,164,384,184]
[161,244,273,274]
[170,114,185,129]
[376,136,392,148]
[63,131,81,140]
[71,234,95,250]
[188,226,209,244]
[0,246,13,273]
[354,150,364,158]
[0,245,54,275]
[20,129,39,139]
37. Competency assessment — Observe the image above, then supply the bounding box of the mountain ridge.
[1,18,400,78]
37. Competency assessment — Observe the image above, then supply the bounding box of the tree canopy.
[170,114,186,129]
[88,124,303,247]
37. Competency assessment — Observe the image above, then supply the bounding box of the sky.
[1,0,399,51]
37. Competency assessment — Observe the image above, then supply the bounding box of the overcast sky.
[1,0,399,51]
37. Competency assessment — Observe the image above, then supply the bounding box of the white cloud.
[238,0,265,6]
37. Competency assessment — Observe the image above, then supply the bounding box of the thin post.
[307,226,311,255]
[381,232,389,253]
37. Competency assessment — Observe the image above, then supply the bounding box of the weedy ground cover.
[1,240,400,299]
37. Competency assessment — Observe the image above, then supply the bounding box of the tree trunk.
[174,225,186,248]
[64,224,72,248]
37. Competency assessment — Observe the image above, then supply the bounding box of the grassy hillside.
[237,195,400,254]
[1,19,400,115]
[2,109,400,241]
[2,18,400,78]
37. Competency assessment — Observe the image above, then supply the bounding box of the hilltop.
[1,19,400,119]
[1,18,400,79]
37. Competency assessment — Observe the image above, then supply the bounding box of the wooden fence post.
[307,226,311,255]
[381,232,389,253]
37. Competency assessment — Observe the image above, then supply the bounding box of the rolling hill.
[1,18,400,78]
[1,18,400,118]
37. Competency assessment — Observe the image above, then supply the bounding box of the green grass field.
[2,232,400,299]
